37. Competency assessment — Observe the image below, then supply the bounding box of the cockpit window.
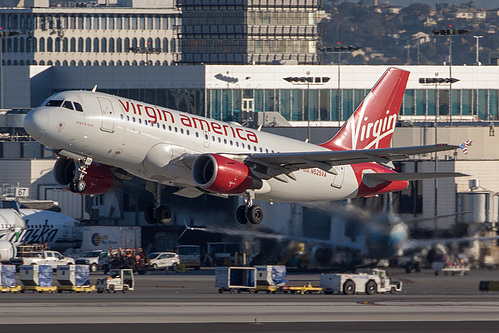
[74,102,84,112]
[45,100,64,107]
[62,101,74,110]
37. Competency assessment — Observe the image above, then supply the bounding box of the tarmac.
[1,267,499,332]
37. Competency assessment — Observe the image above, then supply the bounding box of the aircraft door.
[331,166,345,189]
[98,97,115,133]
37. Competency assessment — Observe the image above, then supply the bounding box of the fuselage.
[24,90,370,202]
[0,209,82,250]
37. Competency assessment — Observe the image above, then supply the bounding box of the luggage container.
[254,265,287,293]
[0,265,20,292]
[20,265,57,293]
[57,265,95,292]
[215,266,256,293]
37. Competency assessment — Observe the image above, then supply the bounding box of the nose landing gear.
[69,157,93,193]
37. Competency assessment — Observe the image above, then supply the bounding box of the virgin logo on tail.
[320,68,409,151]
[346,93,398,150]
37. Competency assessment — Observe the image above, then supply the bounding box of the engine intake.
[192,154,262,194]
[54,157,121,195]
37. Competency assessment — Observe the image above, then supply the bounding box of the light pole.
[0,28,22,109]
[474,35,483,66]
[283,75,330,143]
[317,44,361,121]
[432,27,470,125]
[419,75,460,234]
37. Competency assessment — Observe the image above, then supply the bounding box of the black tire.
[343,280,355,295]
[247,205,264,225]
[218,288,223,294]
[171,263,178,271]
[90,263,98,272]
[144,206,156,225]
[236,206,248,224]
[155,206,172,225]
[152,264,158,271]
[366,280,377,295]
[122,285,129,293]
[405,265,412,274]
[108,284,115,293]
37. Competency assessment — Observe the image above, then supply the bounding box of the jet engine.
[192,154,262,194]
[53,157,121,195]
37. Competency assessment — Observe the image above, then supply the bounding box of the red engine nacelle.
[53,157,120,195]
[192,154,262,194]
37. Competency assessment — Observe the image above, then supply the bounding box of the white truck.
[320,269,403,295]
[75,250,109,272]
[10,249,75,270]
[80,226,141,252]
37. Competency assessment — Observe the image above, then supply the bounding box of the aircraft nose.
[23,108,48,139]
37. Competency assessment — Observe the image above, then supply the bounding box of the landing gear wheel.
[155,206,172,225]
[144,206,156,225]
[365,280,377,295]
[236,206,249,224]
[247,205,263,225]
[76,180,86,193]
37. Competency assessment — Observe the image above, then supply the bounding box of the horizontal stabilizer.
[364,172,467,182]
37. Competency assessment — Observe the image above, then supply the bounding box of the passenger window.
[62,101,74,110]
[74,102,84,112]
[45,100,64,107]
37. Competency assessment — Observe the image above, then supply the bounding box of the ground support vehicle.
[21,286,58,293]
[254,283,323,294]
[320,269,402,295]
[178,245,201,270]
[57,285,96,293]
[282,283,323,294]
[215,266,256,293]
[10,246,75,270]
[433,263,471,276]
[19,264,57,293]
[75,250,109,272]
[96,269,134,293]
[0,286,22,293]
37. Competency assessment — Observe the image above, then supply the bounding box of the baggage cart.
[215,267,256,293]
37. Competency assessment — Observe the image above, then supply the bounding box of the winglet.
[92,85,98,92]
[320,67,410,151]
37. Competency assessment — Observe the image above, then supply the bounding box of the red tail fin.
[320,67,410,151]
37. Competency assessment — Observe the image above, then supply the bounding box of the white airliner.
[23,67,463,225]
[0,209,81,250]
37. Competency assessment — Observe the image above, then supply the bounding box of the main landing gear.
[235,192,264,225]
[69,157,93,193]
[145,182,172,225]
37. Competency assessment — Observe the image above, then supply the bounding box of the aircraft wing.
[242,144,461,179]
